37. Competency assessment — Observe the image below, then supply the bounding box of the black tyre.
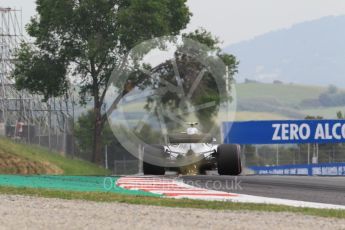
[217,144,242,175]
[143,145,166,175]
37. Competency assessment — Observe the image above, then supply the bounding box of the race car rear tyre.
[143,145,166,175]
[217,144,242,176]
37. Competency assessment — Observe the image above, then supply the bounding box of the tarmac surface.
[181,175,345,205]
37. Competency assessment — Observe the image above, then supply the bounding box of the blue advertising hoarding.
[250,163,345,176]
[223,120,345,145]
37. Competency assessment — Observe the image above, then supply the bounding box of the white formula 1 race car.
[143,123,242,175]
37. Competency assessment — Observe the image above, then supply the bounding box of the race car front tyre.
[143,145,166,175]
[217,144,242,176]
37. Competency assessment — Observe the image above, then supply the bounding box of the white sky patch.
[2,0,345,46]
[141,42,177,68]
[255,65,265,73]
[186,0,345,46]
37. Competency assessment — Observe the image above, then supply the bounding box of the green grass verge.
[0,185,345,219]
[0,175,159,197]
[234,111,291,121]
[117,83,345,120]
[236,83,326,106]
[236,83,345,119]
[0,138,110,175]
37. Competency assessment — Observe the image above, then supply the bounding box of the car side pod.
[217,144,242,176]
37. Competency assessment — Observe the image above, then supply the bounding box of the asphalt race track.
[181,175,345,205]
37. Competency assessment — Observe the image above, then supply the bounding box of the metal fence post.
[138,144,143,174]
[105,145,108,169]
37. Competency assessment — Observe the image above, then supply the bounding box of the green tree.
[12,0,191,163]
[337,111,345,119]
[142,29,238,132]
[75,110,113,161]
[305,115,323,120]
[183,29,238,131]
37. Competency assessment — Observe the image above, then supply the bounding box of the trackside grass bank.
[0,185,345,219]
[0,138,109,175]
[0,175,158,197]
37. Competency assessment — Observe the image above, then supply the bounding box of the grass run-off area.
[235,83,345,120]
[0,138,109,175]
[116,82,345,121]
[236,82,326,106]
[0,185,345,219]
[0,175,157,197]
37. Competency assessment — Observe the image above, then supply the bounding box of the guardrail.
[250,163,345,176]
